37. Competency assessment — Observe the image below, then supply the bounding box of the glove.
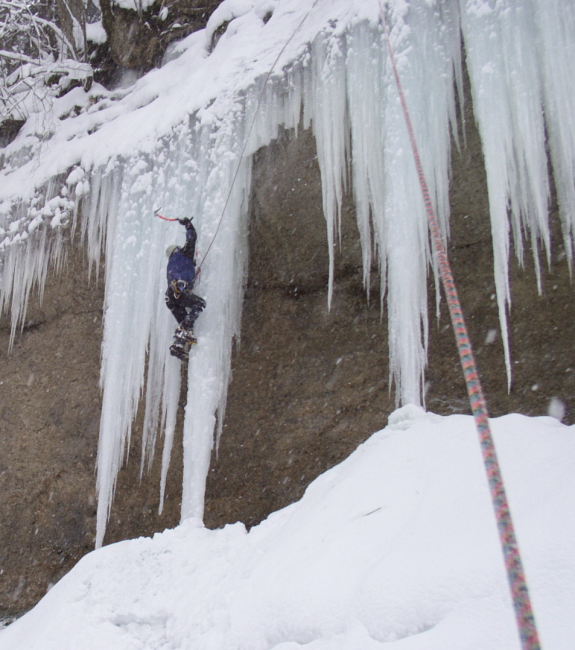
[178,217,193,227]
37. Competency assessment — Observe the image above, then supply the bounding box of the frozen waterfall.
[0,0,574,547]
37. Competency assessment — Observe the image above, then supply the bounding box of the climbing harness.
[380,3,541,649]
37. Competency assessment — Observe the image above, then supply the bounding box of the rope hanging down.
[379,5,540,649]
[196,0,321,272]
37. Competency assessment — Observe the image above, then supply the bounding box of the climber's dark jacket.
[165,219,205,330]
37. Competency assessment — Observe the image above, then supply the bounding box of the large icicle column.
[459,0,575,389]
[92,0,461,543]
[1,0,574,549]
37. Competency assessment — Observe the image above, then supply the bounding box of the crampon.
[170,327,197,361]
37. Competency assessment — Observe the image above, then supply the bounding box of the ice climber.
[165,217,206,361]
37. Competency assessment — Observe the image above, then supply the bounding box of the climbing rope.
[380,4,540,649]
[156,5,540,642]
[196,0,321,272]
[156,3,320,280]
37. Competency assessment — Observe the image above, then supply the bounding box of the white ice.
[1,0,574,546]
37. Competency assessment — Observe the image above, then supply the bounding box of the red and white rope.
[380,4,541,648]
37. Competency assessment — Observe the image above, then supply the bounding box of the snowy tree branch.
[0,0,93,127]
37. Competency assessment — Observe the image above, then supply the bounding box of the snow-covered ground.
[1,407,573,649]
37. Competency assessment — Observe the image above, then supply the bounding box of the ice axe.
[154,207,178,222]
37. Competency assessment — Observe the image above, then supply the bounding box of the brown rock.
[99,0,221,71]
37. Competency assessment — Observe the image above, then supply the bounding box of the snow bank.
[1,409,573,649]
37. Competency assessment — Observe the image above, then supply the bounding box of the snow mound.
[1,411,573,649]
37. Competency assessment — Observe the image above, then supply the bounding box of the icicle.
[345,1,460,405]
[93,122,216,546]
[304,31,350,309]
[2,0,573,546]
[181,127,252,521]
[346,21,387,293]
[0,178,74,350]
[460,0,552,390]
[533,0,575,274]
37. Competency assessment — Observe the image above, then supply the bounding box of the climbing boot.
[170,340,191,361]
[170,326,196,361]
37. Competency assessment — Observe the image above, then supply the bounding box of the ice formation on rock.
[0,0,574,546]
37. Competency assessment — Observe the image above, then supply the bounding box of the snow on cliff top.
[0,0,368,213]
[1,407,573,649]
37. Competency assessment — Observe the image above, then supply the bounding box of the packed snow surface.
[0,408,573,649]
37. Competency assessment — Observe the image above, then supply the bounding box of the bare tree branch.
[0,0,93,127]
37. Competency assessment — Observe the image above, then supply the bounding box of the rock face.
[203,127,393,529]
[0,247,103,619]
[0,247,185,619]
[1,76,574,619]
[99,0,221,71]
[204,109,575,529]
